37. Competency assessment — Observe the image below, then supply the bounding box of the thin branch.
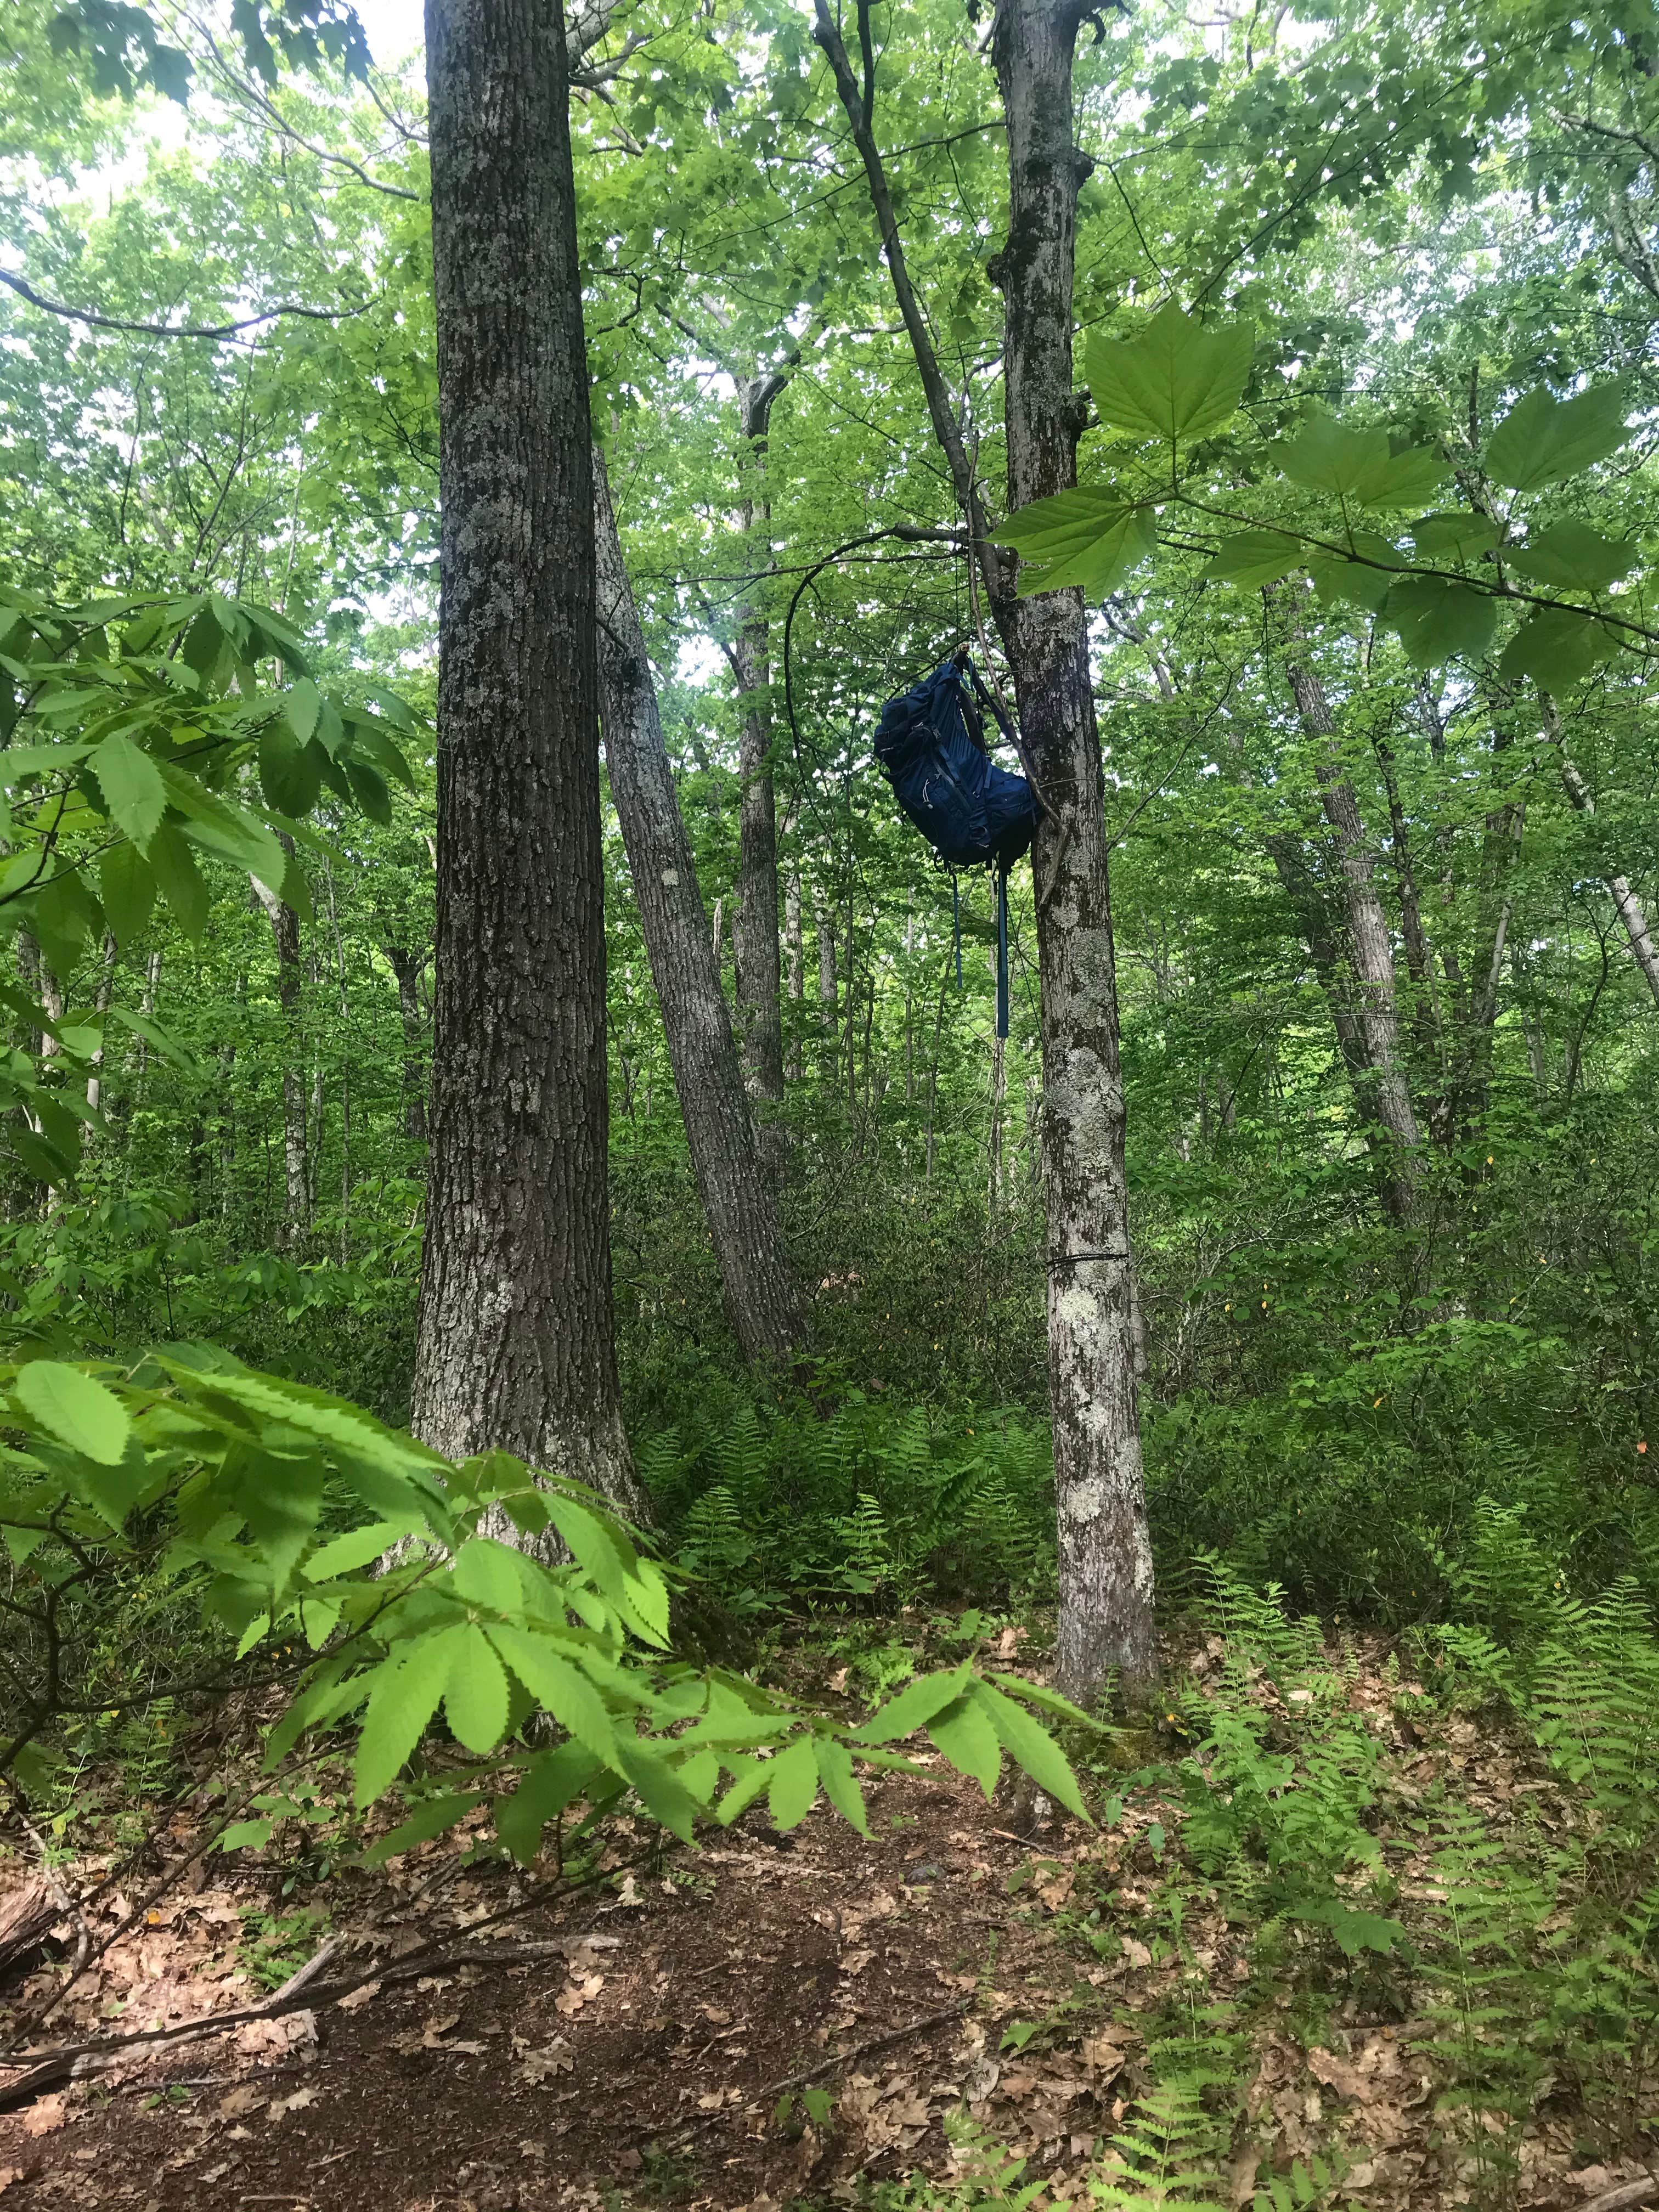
[0,269,377,344]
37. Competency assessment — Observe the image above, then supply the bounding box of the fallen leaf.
[337,1980,380,2013]
[840,1949,873,1976]
[268,2086,317,2121]
[21,2095,66,2137]
[216,2085,268,2120]
[0,2168,25,2196]
[422,2011,462,2047]
[1307,2047,1367,2101]
[701,2005,732,2026]
[1120,1938,1153,1970]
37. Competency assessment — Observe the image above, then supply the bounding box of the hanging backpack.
[872,651,1040,1036]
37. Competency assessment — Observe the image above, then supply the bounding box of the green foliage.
[0,1353,1095,1856]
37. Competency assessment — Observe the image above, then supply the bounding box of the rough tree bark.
[594,454,808,1365]
[815,0,1155,1702]
[414,0,642,1517]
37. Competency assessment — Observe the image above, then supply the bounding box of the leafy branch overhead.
[0,589,420,1187]
[992,301,1646,687]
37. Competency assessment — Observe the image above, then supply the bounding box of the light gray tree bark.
[594,454,808,1366]
[815,0,1155,1702]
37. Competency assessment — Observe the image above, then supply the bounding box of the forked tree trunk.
[815,0,1156,1702]
[414,0,642,1518]
[594,455,808,1366]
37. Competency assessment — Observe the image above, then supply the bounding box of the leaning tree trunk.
[814,0,1156,1702]
[594,454,808,1366]
[414,0,642,1519]
[1540,690,1659,1007]
[1286,659,1420,1220]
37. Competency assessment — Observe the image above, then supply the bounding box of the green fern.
[1086,2078,1229,2209]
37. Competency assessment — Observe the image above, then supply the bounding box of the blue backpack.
[872,652,1040,1036]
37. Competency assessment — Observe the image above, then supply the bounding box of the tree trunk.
[729,373,788,1173]
[1540,690,1659,1007]
[414,0,641,1517]
[782,813,805,1084]
[814,882,838,1082]
[383,944,430,1143]
[815,0,1155,1702]
[594,453,808,1366]
[252,854,309,1251]
[84,934,119,1117]
[1287,659,1420,1217]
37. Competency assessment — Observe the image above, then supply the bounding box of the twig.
[1577,2179,1657,2212]
[0,268,377,343]
[662,1997,973,2146]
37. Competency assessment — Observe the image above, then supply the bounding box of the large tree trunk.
[814,0,1156,1702]
[594,454,808,1366]
[1286,659,1420,1218]
[414,0,641,1517]
[252,851,309,1251]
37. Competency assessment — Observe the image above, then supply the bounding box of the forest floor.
[0,1623,1650,2212]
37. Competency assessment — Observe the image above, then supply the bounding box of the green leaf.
[306,1519,414,1581]
[1496,605,1620,687]
[765,1734,821,1829]
[852,1662,972,1743]
[1084,303,1252,445]
[443,1624,510,1754]
[360,1790,484,1866]
[354,1627,466,1805]
[1205,529,1304,588]
[1409,512,1499,561]
[494,1742,602,1864]
[487,1624,618,1760]
[928,1692,1001,1797]
[814,1734,868,1833]
[285,675,324,746]
[1483,382,1628,493]
[93,734,167,849]
[346,760,393,826]
[613,1740,705,1842]
[1276,411,1446,508]
[259,719,324,817]
[995,496,1158,599]
[1505,521,1638,592]
[1381,576,1498,667]
[970,1677,1088,1820]
[148,822,210,940]
[99,842,156,944]
[156,761,286,889]
[1291,1900,1407,1957]
[14,1360,132,1466]
[450,1534,525,1615]
[1307,531,1403,612]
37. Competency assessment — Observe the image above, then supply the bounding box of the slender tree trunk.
[1540,690,1659,1007]
[252,854,309,1251]
[595,454,807,1365]
[414,0,641,1517]
[814,883,838,1084]
[815,0,1155,1701]
[730,374,788,1173]
[384,945,430,1144]
[783,815,805,1084]
[84,935,118,1118]
[1287,659,1420,1216]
